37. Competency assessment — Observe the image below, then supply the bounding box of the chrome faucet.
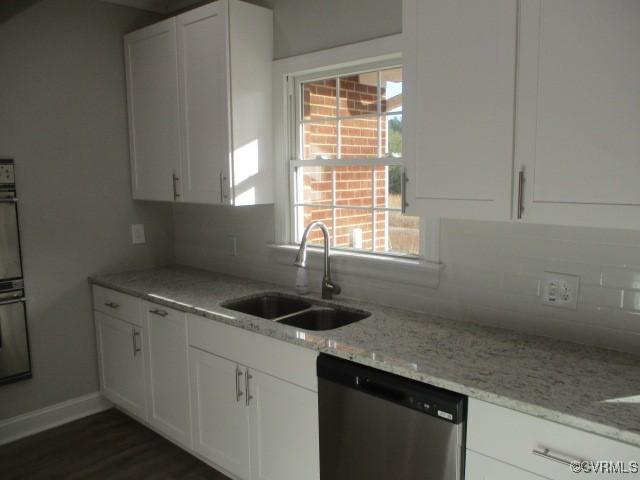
[294,221,341,300]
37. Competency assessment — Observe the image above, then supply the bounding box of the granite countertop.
[90,265,640,448]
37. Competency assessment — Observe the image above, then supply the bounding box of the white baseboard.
[0,392,112,446]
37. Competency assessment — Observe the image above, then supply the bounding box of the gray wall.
[265,0,402,59]
[0,0,174,420]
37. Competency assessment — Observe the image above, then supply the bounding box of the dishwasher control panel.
[318,354,466,424]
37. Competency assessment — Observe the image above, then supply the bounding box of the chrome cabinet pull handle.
[104,301,119,309]
[149,308,168,317]
[517,167,525,219]
[219,170,229,203]
[532,448,582,467]
[235,365,244,402]
[245,368,253,406]
[219,171,223,203]
[172,172,180,200]
[132,328,141,356]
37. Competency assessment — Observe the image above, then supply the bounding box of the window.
[289,63,421,257]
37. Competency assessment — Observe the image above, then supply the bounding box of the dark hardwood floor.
[0,408,230,480]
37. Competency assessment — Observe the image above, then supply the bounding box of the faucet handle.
[322,280,341,299]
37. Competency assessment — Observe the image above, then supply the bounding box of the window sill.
[268,244,442,289]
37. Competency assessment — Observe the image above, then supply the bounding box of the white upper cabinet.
[177,3,231,205]
[403,0,518,220]
[404,0,640,230]
[124,0,273,206]
[125,19,181,202]
[515,0,640,228]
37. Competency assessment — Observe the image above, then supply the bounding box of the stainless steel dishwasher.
[318,354,466,480]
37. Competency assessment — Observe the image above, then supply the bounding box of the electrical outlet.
[541,272,579,309]
[131,224,146,244]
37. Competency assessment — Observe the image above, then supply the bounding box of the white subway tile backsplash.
[602,267,640,290]
[622,310,640,334]
[579,285,623,309]
[519,257,603,286]
[622,289,640,313]
[174,208,640,354]
[501,273,541,297]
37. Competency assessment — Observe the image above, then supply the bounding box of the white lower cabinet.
[143,302,192,449]
[466,450,545,480]
[466,398,640,480]
[189,347,320,480]
[249,368,319,480]
[190,348,251,479]
[95,311,147,420]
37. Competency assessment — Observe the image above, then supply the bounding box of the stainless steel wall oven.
[0,159,31,385]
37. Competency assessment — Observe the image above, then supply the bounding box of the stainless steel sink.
[277,307,370,331]
[221,294,310,319]
[222,293,371,331]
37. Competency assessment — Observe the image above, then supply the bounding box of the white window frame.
[271,35,441,286]
[291,62,409,256]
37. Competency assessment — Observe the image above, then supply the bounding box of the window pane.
[302,79,337,121]
[334,208,374,251]
[296,166,333,205]
[295,206,333,245]
[381,114,402,158]
[302,120,337,160]
[340,117,379,159]
[375,165,403,208]
[377,211,420,256]
[381,67,402,114]
[335,166,373,207]
[339,73,379,117]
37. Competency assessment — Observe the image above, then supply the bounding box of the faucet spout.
[294,221,341,299]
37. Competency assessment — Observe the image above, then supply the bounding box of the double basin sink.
[221,293,370,331]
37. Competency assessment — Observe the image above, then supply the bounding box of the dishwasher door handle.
[356,376,405,402]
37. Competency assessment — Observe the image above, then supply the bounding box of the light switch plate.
[131,224,146,244]
[541,272,579,309]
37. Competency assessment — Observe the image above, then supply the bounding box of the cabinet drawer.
[188,313,318,392]
[93,286,141,326]
[467,399,640,480]
[466,450,546,480]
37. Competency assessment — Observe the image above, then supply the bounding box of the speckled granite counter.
[90,265,640,448]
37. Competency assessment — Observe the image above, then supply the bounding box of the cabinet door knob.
[104,301,119,309]
[149,308,168,317]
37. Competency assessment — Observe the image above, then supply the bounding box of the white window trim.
[272,35,442,287]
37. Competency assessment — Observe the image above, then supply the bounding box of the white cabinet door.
[404,0,517,220]
[95,311,146,420]
[516,0,640,228]
[176,2,231,205]
[144,303,191,448]
[466,450,546,480]
[190,348,250,479]
[248,369,320,480]
[125,18,181,202]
